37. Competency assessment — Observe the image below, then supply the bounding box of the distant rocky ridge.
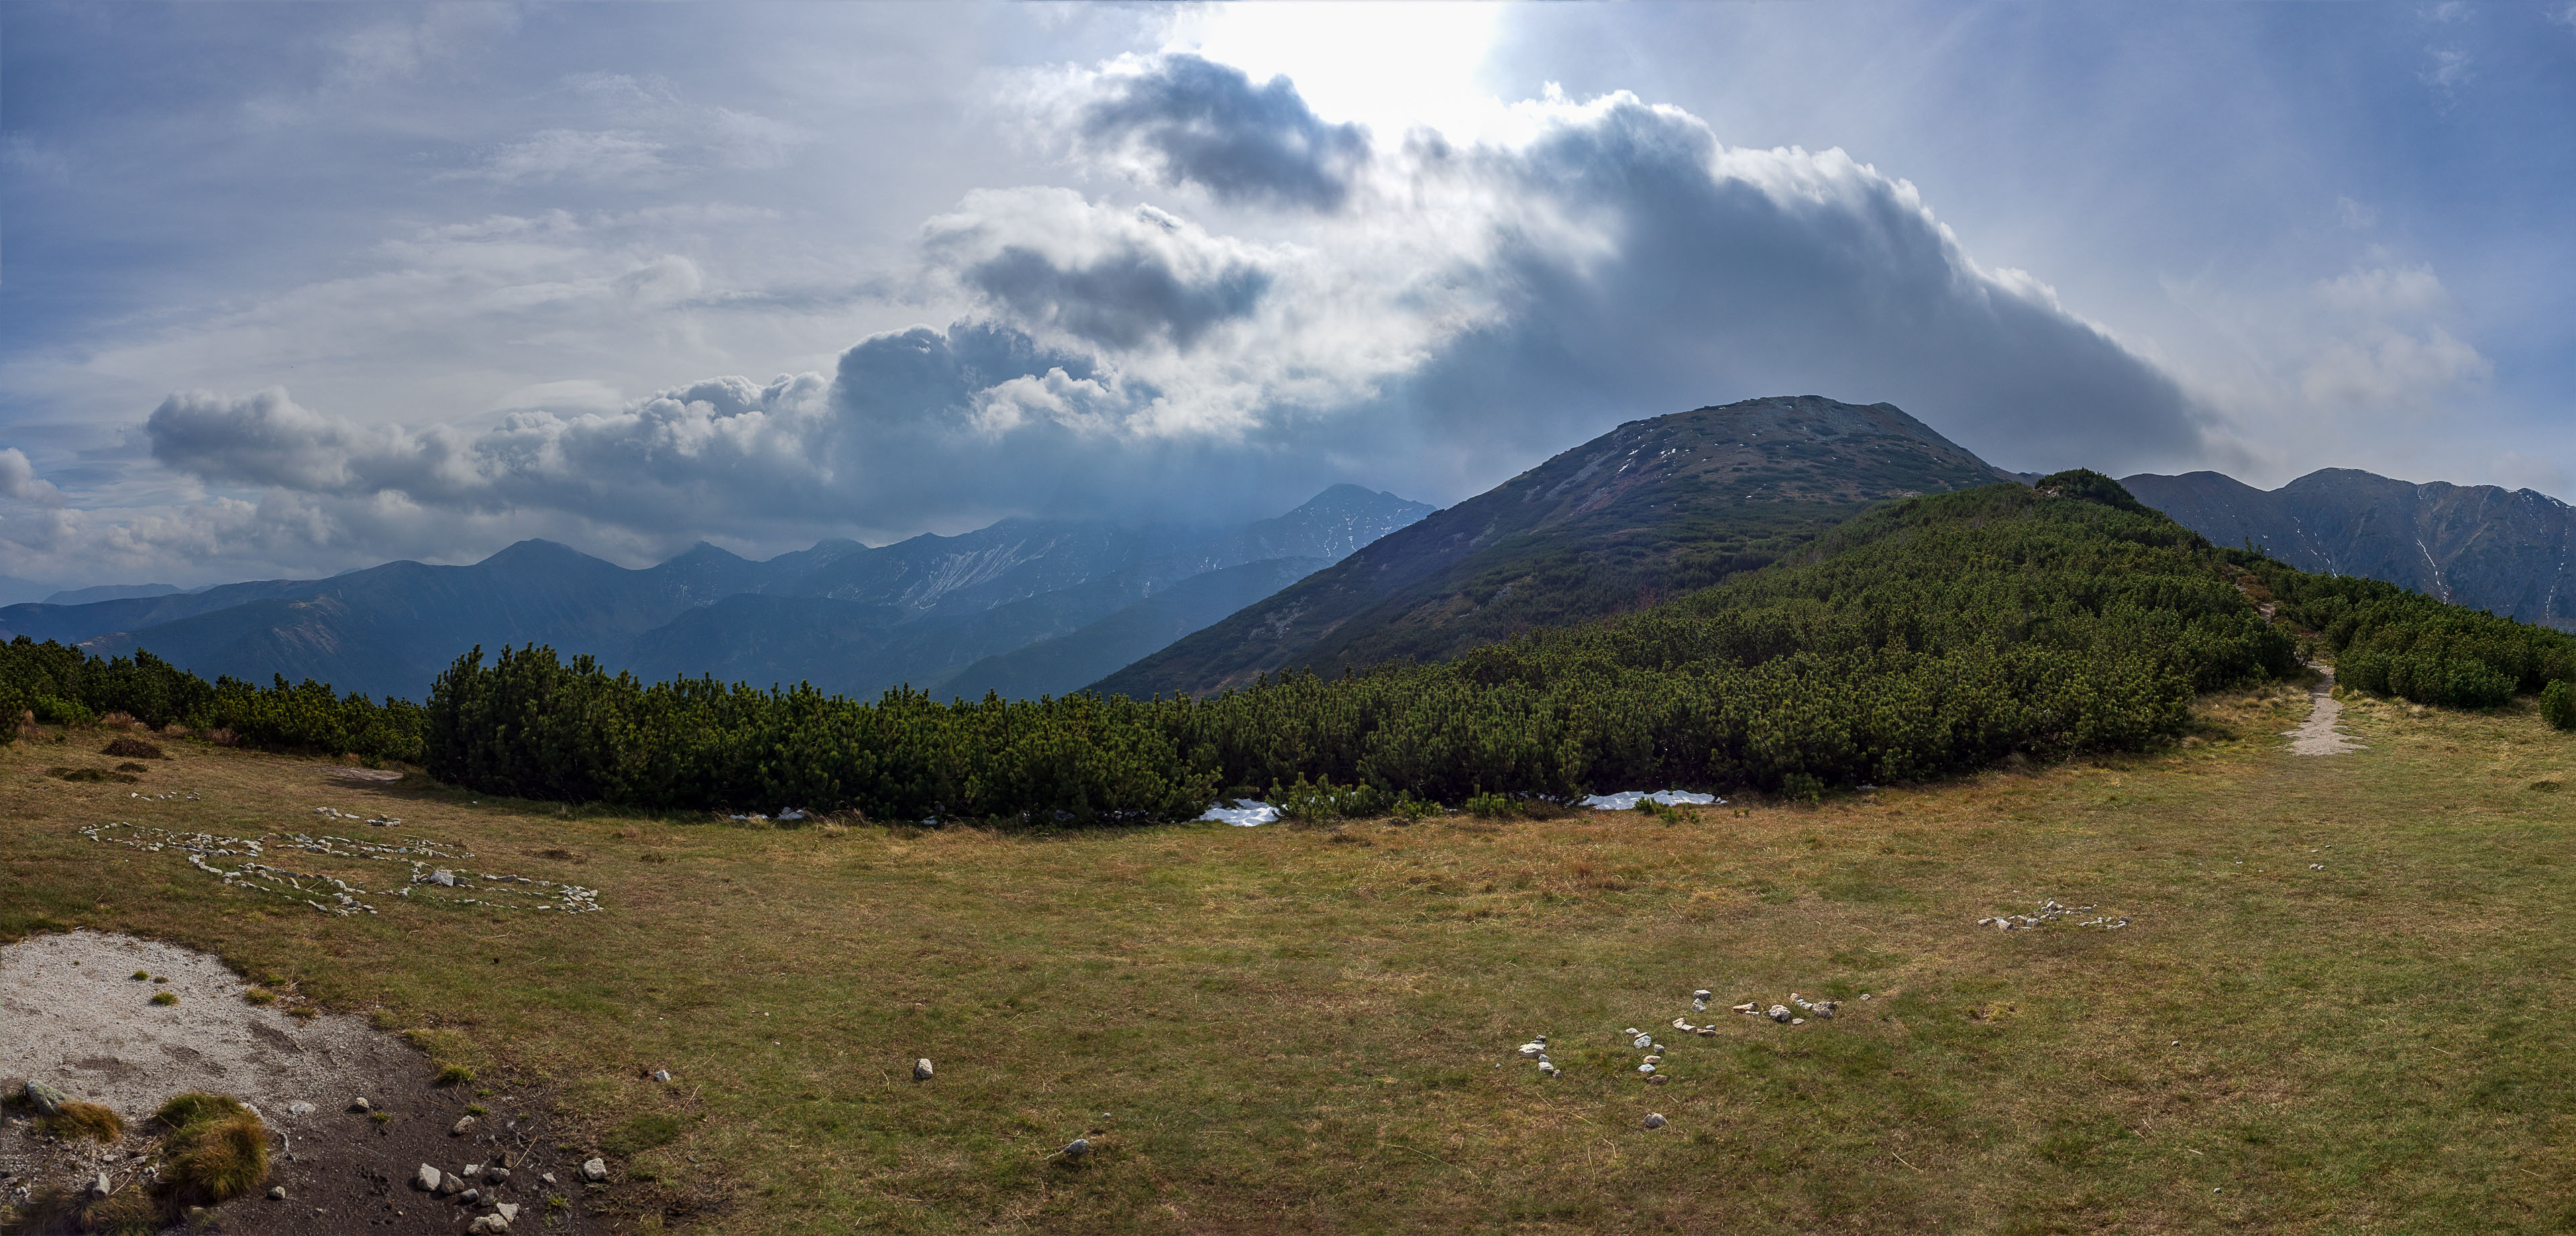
[2122,468,2576,631]
[1094,395,2023,699]
[0,485,1432,702]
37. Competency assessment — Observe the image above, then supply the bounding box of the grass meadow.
[3,683,2572,1233]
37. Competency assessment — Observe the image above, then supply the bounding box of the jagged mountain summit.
[0,486,1432,702]
[2123,468,2576,631]
[1093,395,2021,699]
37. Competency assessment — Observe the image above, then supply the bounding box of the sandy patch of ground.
[1,931,606,1235]
[1,929,410,1120]
[2285,664,2367,756]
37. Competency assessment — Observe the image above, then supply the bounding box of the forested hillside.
[1093,395,2022,700]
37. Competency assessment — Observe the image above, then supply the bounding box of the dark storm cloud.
[1076,54,1371,211]
[1358,97,2211,488]
[960,244,1269,350]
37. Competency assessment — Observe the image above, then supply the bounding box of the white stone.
[913,1058,934,1082]
[580,1157,608,1182]
[415,1165,442,1191]
[1643,1113,1667,1129]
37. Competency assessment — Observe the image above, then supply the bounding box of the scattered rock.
[912,1058,934,1082]
[1768,1006,1792,1023]
[1515,1042,1545,1060]
[540,1172,557,1186]
[285,1100,317,1116]
[1061,1137,1091,1159]
[437,1173,466,1196]
[1648,1074,1668,1085]
[468,1216,511,1234]
[90,1171,112,1197]
[1791,1018,1807,1026]
[451,1115,478,1136]
[23,1079,68,1116]
[495,1202,520,1222]
[350,1098,372,1113]
[1731,1002,1758,1015]
[580,1157,608,1182]
[486,1166,510,1184]
[416,1164,442,1192]
[1637,1063,1656,1074]
[1643,1113,1667,1130]
[268,1185,287,1200]
[651,1069,672,1083]
[430,869,458,887]
[463,1187,480,1202]
[1631,1034,1652,1049]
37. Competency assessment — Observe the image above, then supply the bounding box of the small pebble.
[913,1058,934,1082]
[1643,1113,1667,1129]
[268,1185,287,1200]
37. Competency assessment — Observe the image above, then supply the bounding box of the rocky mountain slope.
[1093,395,2021,699]
[2122,468,2576,631]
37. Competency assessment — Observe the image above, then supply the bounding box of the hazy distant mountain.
[938,556,1332,701]
[2,485,1432,701]
[44,582,186,605]
[629,486,1433,697]
[1094,395,2020,699]
[0,576,57,607]
[2123,468,2576,630]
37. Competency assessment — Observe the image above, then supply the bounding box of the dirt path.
[2284,663,2367,756]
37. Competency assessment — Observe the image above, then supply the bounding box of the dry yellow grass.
[3,686,2572,1233]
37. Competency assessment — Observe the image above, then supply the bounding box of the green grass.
[3,686,2573,1233]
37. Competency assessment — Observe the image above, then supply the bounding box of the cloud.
[924,189,1275,350]
[2422,46,2474,92]
[2297,265,2490,410]
[1069,53,1371,210]
[466,129,671,184]
[68,51,2233,578]
[0,450,65,507]
[327,3,517,89]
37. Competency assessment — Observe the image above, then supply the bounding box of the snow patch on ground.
[1195,801,1279,827]
[1580,790,1723,811]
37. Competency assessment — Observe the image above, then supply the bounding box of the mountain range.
[2121,468,2576,632]
[1093,395,2023,699]
[0,485,1431,703]
[17,395,2573,706]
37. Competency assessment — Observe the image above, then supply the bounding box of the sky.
[3,1,2572,588]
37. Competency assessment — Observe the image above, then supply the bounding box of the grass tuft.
[241,987,275,1006]
[435,1064,475,1087]
[156,1092,270,1204]
[48,1100,123,1143]
[148,991,176,1006]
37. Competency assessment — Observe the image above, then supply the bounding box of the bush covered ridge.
[11,472,2573,817]
[0,638,423,763]
[408,477,2299,819]
[2249,561,2576,709]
